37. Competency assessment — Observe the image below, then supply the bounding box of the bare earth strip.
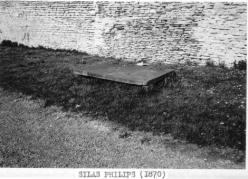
[0,88,244,168]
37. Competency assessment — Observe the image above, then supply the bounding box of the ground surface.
[0,88,245,168]
[0,42,246,168]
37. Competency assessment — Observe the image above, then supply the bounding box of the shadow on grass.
[0,41,246,155]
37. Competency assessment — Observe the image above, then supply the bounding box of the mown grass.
[0,41,246,152]
[0,88,244,168]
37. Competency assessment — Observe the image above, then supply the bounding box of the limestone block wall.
[0,1,246,66]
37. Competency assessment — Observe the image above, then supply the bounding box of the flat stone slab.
[73,63,175,86]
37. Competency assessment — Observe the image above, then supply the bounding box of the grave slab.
[73,63,175,86]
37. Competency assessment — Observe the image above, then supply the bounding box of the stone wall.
[0,1,246,66]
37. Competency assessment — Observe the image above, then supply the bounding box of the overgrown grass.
[234,60,246,71]
[0,40,88,55]
[0,41,246,152]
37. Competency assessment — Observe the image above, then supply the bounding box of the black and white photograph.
[0,0,247,178]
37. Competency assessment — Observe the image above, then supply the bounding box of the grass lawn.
[0,87,245,168]
[0,41,246,166]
